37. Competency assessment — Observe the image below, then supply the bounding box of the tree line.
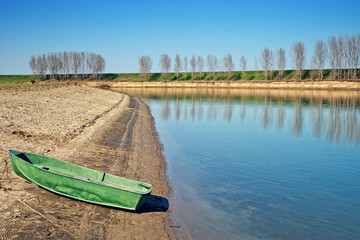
[139,34,360,81]
[29,51,105,81]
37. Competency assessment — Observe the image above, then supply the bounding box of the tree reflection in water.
[114,87,360,144]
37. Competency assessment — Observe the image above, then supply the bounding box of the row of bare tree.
[29,51,105,81]
[139,34,359,81]
[139,54,237,80]
[325,35,359,80]
[256,34,360,81]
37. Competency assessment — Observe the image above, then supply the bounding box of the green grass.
[100,70,292,81]
[0,75,34,83]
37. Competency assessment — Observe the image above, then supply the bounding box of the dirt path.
[0,86,174,239]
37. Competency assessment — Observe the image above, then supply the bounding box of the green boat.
[8,150,152,210]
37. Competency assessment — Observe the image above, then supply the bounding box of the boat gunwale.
[8,150,152,196]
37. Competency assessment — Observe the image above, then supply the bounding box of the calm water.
[117,88,360,240]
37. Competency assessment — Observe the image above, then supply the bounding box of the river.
[115,87,360,240]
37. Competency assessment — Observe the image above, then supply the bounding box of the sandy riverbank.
[0,86,174,239]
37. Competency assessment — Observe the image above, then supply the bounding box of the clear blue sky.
[1,0,359,74]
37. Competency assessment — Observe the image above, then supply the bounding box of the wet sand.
[0,86,174,239]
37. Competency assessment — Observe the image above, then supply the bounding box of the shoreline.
[0,86,175,239]
[78,80,360,91]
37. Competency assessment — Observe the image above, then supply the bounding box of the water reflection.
[114,87,360,144]
[112,87,360,240]
[294,98,302,135]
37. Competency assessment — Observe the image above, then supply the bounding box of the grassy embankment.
[0,75,63,90]
[86,69,333,81]
[1,69,359,87]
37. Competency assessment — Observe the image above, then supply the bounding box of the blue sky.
[0,0,359,74]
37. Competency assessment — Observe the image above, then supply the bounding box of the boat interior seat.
[74,176,90,182]
[33,165,49,170]
[16,153,32,164]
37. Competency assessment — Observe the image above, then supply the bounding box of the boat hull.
[9,150,152,210]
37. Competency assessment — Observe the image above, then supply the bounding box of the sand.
[0,86,174,239]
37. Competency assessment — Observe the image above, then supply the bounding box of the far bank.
[79,80,360,91]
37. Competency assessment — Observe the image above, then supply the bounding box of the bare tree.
[254,56,259,80]
[277,48,286,80]
[87,52,96,80]
[36,54,47,80]
[344,35,350,79]
[206,54,213,79]
[351,34,360,79]
[312,40,327,80]
[71,52,81,80]
[197,56,204,80]
[159,54,171,80]
[29,55,36,80]
[269,51,274,80]
[207,54,217,80]
[94,54,105,79]
[356,34,360,79]
[344,34,359,80]
[183,56,188,80]
[68,52,73,79]
[337,35,344,80]
[328,36,338,80]
[349,34,360,79]
[30,51,106,81]
[260,47,272,80]
[80,51,86,80]
[347,36,354,79]
[54,52,60,79]
[310,55,317,80]
[240,55,246,80]
[139,55,152,80]
[190,55,197,80]
[291,42,306,80]
[47,52,58,80]
[139,56,145,79]
[86,52,105,80]
[63,51,70,80]
[174,54,182,79]
[223,53,234,79]
[347,36,353,79]
[57,52,64,80]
